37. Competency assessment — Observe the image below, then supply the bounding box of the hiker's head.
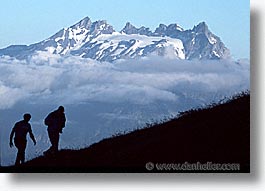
[23,113,31,122]
[58,106,65,113]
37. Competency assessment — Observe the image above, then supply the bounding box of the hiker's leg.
[48,130,55,151]
[15,149,20,165]
[15,140,26,165]
[20,141,26,164]
[53,132,59,152]
[48,130,59,152]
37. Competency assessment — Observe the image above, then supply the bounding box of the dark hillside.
[2,93,250,173]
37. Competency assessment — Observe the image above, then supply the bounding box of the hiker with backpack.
[43,106,66,155]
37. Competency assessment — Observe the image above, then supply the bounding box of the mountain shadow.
[1,93,250,173]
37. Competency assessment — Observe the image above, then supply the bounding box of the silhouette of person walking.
[44,106,66,155]
[9,113,36,166]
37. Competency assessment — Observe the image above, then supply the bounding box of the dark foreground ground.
[1,93,250,173]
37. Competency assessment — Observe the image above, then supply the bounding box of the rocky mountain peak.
[71,16,92,30]
[90,20,115,35]
[121,22,138,34]
[192,21,209,33]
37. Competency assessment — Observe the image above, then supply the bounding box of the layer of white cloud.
[0,52,249,109]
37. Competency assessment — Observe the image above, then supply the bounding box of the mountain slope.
[2,93,249,173]
[0,17,230,61]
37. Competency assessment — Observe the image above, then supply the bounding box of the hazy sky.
[0,0,249,59]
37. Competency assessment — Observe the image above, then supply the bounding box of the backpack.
[44,113,53,126]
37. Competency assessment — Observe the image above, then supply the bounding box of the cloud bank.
[0,52,249,109]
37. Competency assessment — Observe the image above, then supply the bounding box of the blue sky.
[0,0,249,59]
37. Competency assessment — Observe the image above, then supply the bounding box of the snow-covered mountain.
[0,17,230,61]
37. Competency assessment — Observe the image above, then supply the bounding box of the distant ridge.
[0,17,230,61]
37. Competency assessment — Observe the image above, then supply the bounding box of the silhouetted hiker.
[9,113,36,166]
[44,106,66,155]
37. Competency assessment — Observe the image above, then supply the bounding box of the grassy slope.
[2,94,250,173]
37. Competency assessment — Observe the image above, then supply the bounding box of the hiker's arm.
[59,114,66,133]
[9,127,15,148]
[30,133,36,145]
[29,125,36,145]
[62,114,66,128]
